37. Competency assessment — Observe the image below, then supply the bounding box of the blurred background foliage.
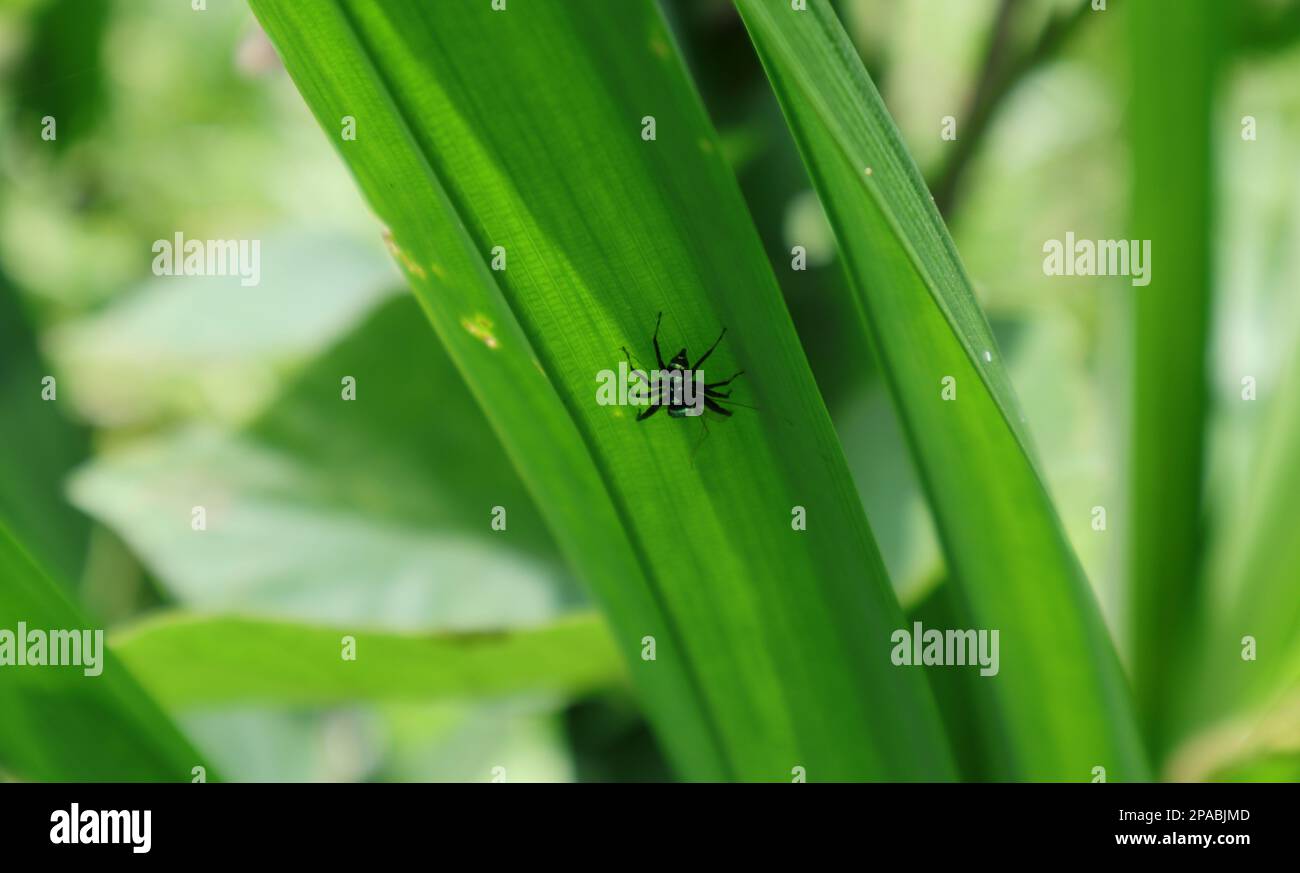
[0,0,1297,780]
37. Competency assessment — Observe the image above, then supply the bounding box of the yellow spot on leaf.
[382,228,427,278]
[461,314,500,350]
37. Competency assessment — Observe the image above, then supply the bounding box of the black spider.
[621,312,744,421]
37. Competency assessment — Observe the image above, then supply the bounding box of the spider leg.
[636,403,662,422]
[690,413,711,466]
[691,326,727,371]
[705,388,730,399]
[621,346,650,382]
[705,370,744,389]
[651,311,667,371]
[704,397,732,417]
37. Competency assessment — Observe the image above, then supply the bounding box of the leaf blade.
[114,611,623,710]
[735,0,1149,780]
[0,522,213,781]
[1127,0,1221,753]
[249,0,956,780]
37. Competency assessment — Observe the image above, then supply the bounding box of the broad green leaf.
[113,611,621,710]
[182,701,577,782]
[51,232,397,427]
[71,295,571,629]
[1127,0,1222,753]
[250,0,955,780]
[0,269,90,586]
[735,0,1148,779]
[0,522,212,781]
[374,700,579,782]
[245,295,559,568]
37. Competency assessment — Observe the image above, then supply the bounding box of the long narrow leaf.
[735,0,1148,780]
[247,0,722,779]
[250,0,955,780]
[1128,0,1221,753]
[114,612,622,710]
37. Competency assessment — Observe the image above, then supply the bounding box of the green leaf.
[113,611,622,710]
[51,231,397,427]
[904,579,995,782]
[1127,0,1222,753]
[1174,340,1300,772]
[71,295,572,630]
[245,294,562,571]
[249,0,955,780]
[1168,684,1300,782]
[0,270,90,586]
[0,522,212,781]
[734,0,1148,779]
[13,0,111,151]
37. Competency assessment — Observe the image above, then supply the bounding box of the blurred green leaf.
[735,0,1147,779]
[249,0,956,780]
[1168,681,1300,782]
[1235,0,1300,55]
[373,699,575,782]
[0,268,89,586]
[563,692,674,783]
[1213,351,1300,705]
[114,611,621,709]
[71,295,571,629]
[51,232,397,427]
[836,384,941,603]
[1174,341,1300,774]
[1128,0,1221,753]
[1212,753,1300,782]
[166,699,575,782]
[14,0,111,151]
[0,521,211,781]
